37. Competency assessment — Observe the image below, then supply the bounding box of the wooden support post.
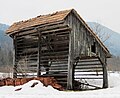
[98,56,108,88]
[37,30,41,77]
[103,58,108,88]
[67,58,74,90]
[13,36,17,78]
[67,31,74,90]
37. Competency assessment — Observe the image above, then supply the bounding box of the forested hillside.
[0,23,13,67]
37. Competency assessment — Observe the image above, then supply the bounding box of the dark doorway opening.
[91,42,96,53]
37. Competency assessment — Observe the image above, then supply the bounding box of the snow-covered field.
[0,71,120,98]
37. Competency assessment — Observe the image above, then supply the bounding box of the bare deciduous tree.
[90,22,111,43]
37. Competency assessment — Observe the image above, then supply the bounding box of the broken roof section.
[6,9,71,34]
[6,9,111,57]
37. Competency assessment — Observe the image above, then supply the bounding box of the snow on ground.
[0,72,13,79]
[0,71,120,98]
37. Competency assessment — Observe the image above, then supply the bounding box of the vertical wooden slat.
[37,30,41,76]
[98,56,108,88]
[67,31,74,90]
[102,58,108,88]
[13,35,17,78]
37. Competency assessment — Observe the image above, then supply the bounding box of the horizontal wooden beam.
[38,24,69,32]
[74,70,103,72]
[47,70,68,72]
[76,63,102,66]
[40,59,68,63]
[75,66,103,69]
[10,20,64,35]
[41,55,68,60]
[15,23,70,37]
[41,27,71,34]
[41,51,68,56]
[75,73,103,76]
[75,77,103,79]
[42,74,67,77]
[79,59,100,63]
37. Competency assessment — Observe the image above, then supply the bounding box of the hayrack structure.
[6,9,111,90]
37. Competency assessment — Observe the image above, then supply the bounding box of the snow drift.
[0,71,120,98]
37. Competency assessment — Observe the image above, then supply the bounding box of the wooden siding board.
[37,30,41,76]
[102,60,108,88]
[67,31,74,89]
[13,35,17,78]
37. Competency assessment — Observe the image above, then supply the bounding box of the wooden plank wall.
[65,12,108,89]
[65,12,107,61]
[13,22,71,87]
[14,30,39,77]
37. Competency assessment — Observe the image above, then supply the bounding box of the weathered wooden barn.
[6,9,111,90]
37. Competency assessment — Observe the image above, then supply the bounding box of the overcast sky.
[0,0,120,33]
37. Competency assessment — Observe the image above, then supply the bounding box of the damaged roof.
[6,9,72,34]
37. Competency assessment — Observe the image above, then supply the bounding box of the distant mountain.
[0,23,9,31]
[0,23,13,66]
[87,22,120,56]
[0,23,12,48]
